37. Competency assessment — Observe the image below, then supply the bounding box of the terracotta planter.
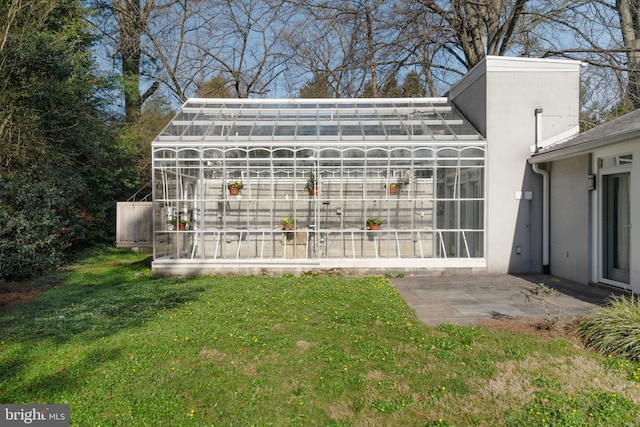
[367,223,381,231]
[178,223,186,231]
[283,225,295,240]
[307,188,316,196]
[229,187,240,195]
[389,186,397,195]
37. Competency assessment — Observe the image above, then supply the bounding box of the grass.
[1,247,639,426]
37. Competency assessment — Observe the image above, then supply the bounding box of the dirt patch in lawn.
[476,317,582,341]
[0,282,43,311]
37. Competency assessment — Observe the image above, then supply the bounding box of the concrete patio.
[390,274,623,327]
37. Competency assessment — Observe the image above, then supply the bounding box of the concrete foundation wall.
[152,258,486,277]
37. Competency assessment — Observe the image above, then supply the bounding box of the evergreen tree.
[360,81,375,98]
[299,73,333,98]
[197,74,232,98]
[0,0,133,280]
[380,75,401,98]
[402,71,427,97]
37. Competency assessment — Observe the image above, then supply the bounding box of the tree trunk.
[116,0,145,123]
[617,0,640,109]
[418,0,531,70]
[364,0,378,97]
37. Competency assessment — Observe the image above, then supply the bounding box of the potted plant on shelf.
[227,181,244,195]
[366,217,383,230]
[281,217,296,241]
[281,217,296,230]
[304,173,317,196]
[168,218,192,231]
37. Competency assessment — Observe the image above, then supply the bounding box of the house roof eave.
[529,128,640,164]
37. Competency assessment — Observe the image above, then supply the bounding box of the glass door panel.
[603,173,631,284]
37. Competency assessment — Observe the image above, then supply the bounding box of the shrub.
[0,6,135,281]
[0,176,75,281]
[577,295,640,361]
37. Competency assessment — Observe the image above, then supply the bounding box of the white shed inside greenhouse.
[150,56,583,276]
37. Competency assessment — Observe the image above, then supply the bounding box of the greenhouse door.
[602,172,631,285]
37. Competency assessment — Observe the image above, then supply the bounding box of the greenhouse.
[151,98,486,275]
[131,56,589,278]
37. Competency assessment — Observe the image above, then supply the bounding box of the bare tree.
[392,0,460,95]
[146,0,294,100]
[281,8,368,97]
[414,0,532,70]
[86,0,640,117]
[396,0,639,115]
[525,1,640,113]
[115,0,153,122]
[90,0,293,116]
[197,0,294,98]
[283,0,405,97]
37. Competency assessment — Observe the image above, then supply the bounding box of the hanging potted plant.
[304,173,317,196]
[366,217,383,230]
[228,181,244,195]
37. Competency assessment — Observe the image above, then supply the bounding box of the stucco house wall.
[532,108,640,293]
[451,56,582,274]
[549,155,590,284]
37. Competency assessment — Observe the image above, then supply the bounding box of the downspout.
[532,108,550,274]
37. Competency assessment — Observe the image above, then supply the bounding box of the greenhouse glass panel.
[362,123,385,136]
[319,125,339,136]
[152,98,486,271]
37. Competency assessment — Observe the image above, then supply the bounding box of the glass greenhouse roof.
[155,98,484,144]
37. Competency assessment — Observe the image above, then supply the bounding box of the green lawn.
[1,248,639,426]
